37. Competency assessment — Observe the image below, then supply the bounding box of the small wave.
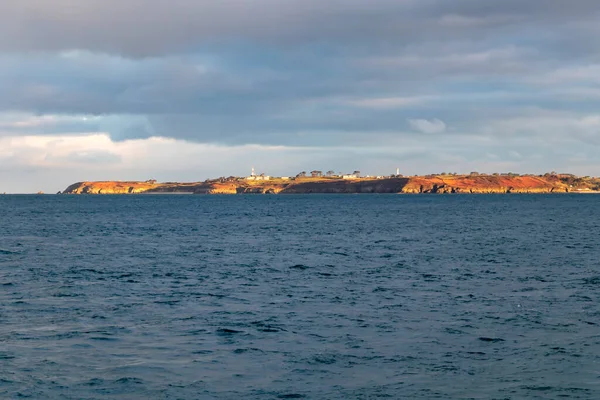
[251,321,287,333]
[233,348,264,354]
[53,292,84,298]
[478,337,505,343]
[290,264,309,270]
[217,328,244,336]
[154,300,180,305]
[523,386,555,391]
[582,276,600,285]
[0,249,18,255]
[89,336,118,341]
[310,354,337,365]
[114,377,144,384]
[83,378,104,386]
[444,328,465,335]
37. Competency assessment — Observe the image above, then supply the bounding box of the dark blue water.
[1,195,599,399]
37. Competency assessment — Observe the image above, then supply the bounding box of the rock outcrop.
[62,181,159,194]
[399,175,569,194]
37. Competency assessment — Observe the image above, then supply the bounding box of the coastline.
[59,174,600,195]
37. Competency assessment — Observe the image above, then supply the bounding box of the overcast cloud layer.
[2,0,600,192]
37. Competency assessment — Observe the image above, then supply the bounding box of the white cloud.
[508,150,523,159]
[484,113,600,144]
[366,46,535,75]
[438,14,520,28]
[532,64,600,84]
[0,134,308,170]
[408,118,446,134]
[345,96,423,109]
[0,113,98,130]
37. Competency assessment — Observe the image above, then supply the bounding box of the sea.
[1,194,599,399]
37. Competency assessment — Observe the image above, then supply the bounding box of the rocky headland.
[61,174,600,195]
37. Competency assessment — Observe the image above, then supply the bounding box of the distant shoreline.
[58,174,600,195]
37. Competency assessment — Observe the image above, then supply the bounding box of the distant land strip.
[60,173,600,194]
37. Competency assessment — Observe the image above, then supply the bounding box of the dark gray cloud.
[2,0,600,57]
[2,0,600,150]
[2,0,421,56]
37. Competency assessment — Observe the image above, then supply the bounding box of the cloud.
[2,1,600,147]
[46,150,122,165]
[531,64,600,84]
[3,1,600,58]
[366,46,537,77]
[483,112,600,145]
[3,1,600,190]
[0,0,423,56]
[438,13,522,28]
[508,150,523,159]
[344,96,430,109]
[408,118,447,134]
[2,127,600,192]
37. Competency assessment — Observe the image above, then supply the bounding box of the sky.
[2,0,600,192]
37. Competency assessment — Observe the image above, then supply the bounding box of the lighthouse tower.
[251,167,256,177]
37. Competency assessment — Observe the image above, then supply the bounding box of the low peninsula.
[61,173,600,194]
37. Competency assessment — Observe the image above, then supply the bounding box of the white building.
[246,166,270,180]
[342,170,361,179]
[246,175,271,181]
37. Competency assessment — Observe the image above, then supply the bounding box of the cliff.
[63,181,159,194]
[61,174,600,195]
[399,175,569,194]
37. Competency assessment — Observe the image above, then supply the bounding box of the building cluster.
[294,170,362,179]
[244,167,405,181]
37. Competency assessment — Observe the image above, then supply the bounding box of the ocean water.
[1,194,599,399]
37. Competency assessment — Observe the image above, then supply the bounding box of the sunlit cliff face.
[3,1,600,192]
